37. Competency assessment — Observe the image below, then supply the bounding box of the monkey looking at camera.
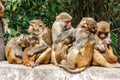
[5,34,30,64]
[28,19,52,55]
[25,19,52,66]
[92,21,120,67]
[51,12,75,65]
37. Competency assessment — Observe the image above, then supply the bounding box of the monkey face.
[65,21,71,29]
[79,17,97,33]
[0,0,4,18]
[97,21,110,39]
[17,34,30,47]
[28,24,35,33]
[98,32,108,39]
[28,19,44,35]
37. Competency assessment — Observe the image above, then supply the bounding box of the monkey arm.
[55,29,76,44]
[28,45,48,56]
[104,33,111,44]
[52,22,64,43]
[2,19,10,34]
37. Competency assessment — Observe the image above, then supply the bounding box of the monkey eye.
[39,24,43,27]
[66,20,71,23]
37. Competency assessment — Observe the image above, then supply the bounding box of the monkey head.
[0,0,4,19]
[56,12,72,30]
[56,12,72,22]
[28,19,45,35]
[97,21,110,39]
[16,34,30,48]
[77,17,97,34]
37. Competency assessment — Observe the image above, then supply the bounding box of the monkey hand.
[4,27,11,34]
[104,38,111,44]
[55,39,60,44]
[16,53,22,58]
[95,44,105,51]
[28,50,35,56]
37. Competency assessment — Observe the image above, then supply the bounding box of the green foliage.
[4,0,120,55]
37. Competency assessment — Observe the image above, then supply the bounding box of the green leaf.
[9,28,18,36]
[12,2,18,11]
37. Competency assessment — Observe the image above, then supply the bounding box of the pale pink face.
[28,24,35,33]
[100,33,106,39]
[98,32,108,39]
[65,21,71,28]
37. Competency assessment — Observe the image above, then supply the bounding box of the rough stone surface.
[0,61,120,80]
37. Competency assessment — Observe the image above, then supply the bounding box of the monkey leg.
[7,48,22,64]
[66,46,78,69]
[93,49,120,67]
[103,46,118,64]
[35,48,51,66]
[24,55,38,67]
[51,44,58,66]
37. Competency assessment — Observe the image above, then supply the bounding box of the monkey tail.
[108,63,120,68]
[59,64,86,74]
[51,44,58,65]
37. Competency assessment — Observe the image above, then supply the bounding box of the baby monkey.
[92,21,120,67]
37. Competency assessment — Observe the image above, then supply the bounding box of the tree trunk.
[0,20,5,60]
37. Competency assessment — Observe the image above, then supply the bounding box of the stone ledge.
[0,61,120,80]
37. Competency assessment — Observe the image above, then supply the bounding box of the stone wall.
[0,61,120,80]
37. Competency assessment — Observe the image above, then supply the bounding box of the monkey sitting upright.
[5,34,30,64]
[54,17,97,73]
[51,12,75,65]
[25,19,52,66]
[92,21,120,67]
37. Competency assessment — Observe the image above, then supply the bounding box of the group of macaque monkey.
[0,0,119,74]
[5,12,120,73]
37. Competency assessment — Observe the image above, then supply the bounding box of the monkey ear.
[80,20,87,27]
[39,23,43,27]
[56,16,60,21]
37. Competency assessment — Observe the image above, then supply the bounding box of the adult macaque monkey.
[52,12,73,43]
[27,19,52,65]
[51,12,74,65]
[92,21,120,67]
[56,17,97,73]
[0,0,10,61]
[28,19,52,55]
[5,34,30,64]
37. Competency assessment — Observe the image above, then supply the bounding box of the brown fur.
[53,17,97,73]
[52,12,73,43]
[92,21,119,67]
[24,19,52,67]
[51,38,72,65]
[59,36,95,73]
[5,34,30,64]
[22,38,39,67]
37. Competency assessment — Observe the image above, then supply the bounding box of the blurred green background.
[4,0,120,58]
